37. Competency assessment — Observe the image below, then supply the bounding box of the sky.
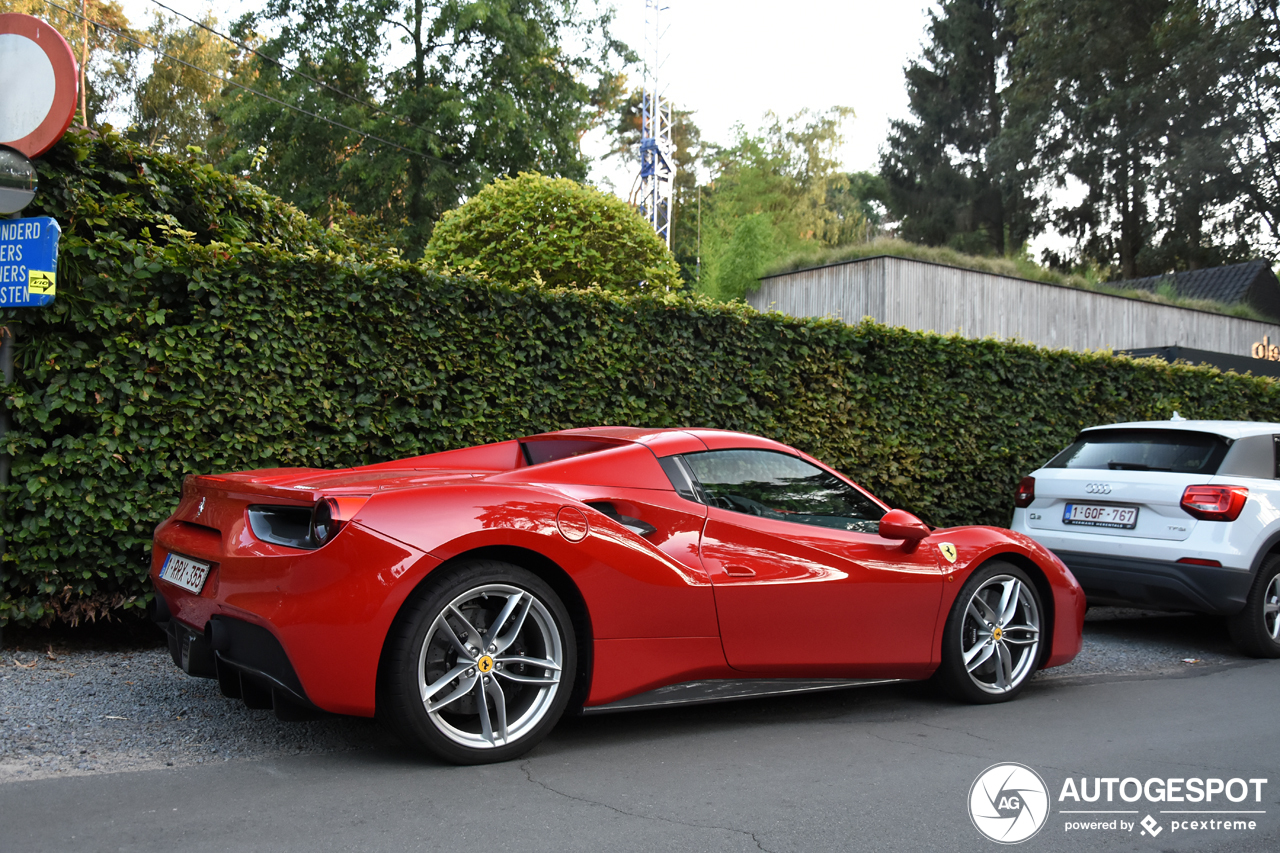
[581,0,1078,257]
[583,0,937,192]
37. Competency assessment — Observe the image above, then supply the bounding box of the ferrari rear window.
[1045,429,1230,474]
[520,439,617,466]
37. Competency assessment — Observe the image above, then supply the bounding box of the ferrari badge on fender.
[939,542,958,563]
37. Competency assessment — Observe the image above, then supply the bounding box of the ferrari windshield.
[1045,429,1230,474]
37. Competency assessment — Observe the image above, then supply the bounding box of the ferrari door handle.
[702,554,756,577]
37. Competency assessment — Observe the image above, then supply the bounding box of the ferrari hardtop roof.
[535,425,783,445]
[546,426,738,441]
[537,426,680,442]
[1083,420,1280,440]
[541,427,796,455]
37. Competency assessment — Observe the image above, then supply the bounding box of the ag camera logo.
[969,763,1050,844]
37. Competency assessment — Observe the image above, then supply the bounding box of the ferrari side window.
[658,455,707,503]
[681,449,885,533]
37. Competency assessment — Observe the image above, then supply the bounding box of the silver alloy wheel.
[960,574,1042,695]
[1265,574,1280,641]
[417,583,564,749]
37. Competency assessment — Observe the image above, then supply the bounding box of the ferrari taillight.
[310,495,370,546]
[1014,476,1036,508]
[1180,485,1248,522]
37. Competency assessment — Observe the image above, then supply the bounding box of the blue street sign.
[0,216,60,307]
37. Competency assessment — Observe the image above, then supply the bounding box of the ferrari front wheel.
[935,561,1043,703]
[380,560,577,764]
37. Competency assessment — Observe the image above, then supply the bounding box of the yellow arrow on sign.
[28,270,55,296]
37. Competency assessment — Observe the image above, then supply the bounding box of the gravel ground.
[0,608,1258,783]
[1034,606,1250,680]
[0,640,394,783]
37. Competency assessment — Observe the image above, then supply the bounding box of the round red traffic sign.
[0,13,78,158]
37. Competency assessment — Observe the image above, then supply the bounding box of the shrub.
[425,172,683,292]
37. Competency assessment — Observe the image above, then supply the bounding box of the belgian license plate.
[159,553,211,594]
[1063,503,1138,529]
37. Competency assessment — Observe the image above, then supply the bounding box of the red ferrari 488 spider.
[151,427,1085,764]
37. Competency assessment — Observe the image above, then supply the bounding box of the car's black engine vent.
[247,505,316,549]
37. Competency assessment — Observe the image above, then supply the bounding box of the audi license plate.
[1063,503,1138,529]
[159,553,211,594]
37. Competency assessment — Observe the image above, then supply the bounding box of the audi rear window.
[1045,429,1231,474]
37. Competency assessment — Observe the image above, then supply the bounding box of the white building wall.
[747,256,1280,356]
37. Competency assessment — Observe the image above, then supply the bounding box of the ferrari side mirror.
[879,509,931,547]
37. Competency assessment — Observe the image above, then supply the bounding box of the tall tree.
[129,12,234,153]
[1007,0,1248,277]
[1144,1,1253,270]
[213,0,632,252]
[881,0,1035,256]
[699,108,858,299]
[707,109,856,243]
[1227,0,1280,258]
[828,171,890,236]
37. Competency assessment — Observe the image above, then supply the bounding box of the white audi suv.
[1009,417,1280,656]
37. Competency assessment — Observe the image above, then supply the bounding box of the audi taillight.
[310,495,370,546]
[1180,485,1248,522]
[1014,476,1036,508]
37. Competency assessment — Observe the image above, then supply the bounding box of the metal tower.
[638,0,675,247]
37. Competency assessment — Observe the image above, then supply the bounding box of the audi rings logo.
[969,763,1050,844]
[1085,483,1112,495]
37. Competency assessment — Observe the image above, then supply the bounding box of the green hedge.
[3,130,1280,626]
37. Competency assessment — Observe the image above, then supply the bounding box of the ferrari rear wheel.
[380,560,576,764]
[935,561,1043,703]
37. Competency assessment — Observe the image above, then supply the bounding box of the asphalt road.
[2,613,1278,853]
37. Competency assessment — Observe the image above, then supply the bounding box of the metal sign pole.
[1,12,79,649]
[0,210,55,652]
[0,208,13,651]
[0,207,53,652]
[0,325,10,650]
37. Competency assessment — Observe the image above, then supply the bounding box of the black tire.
[935,561,1044,704]
[1226,555,1280,658]
[379,560,577,764]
